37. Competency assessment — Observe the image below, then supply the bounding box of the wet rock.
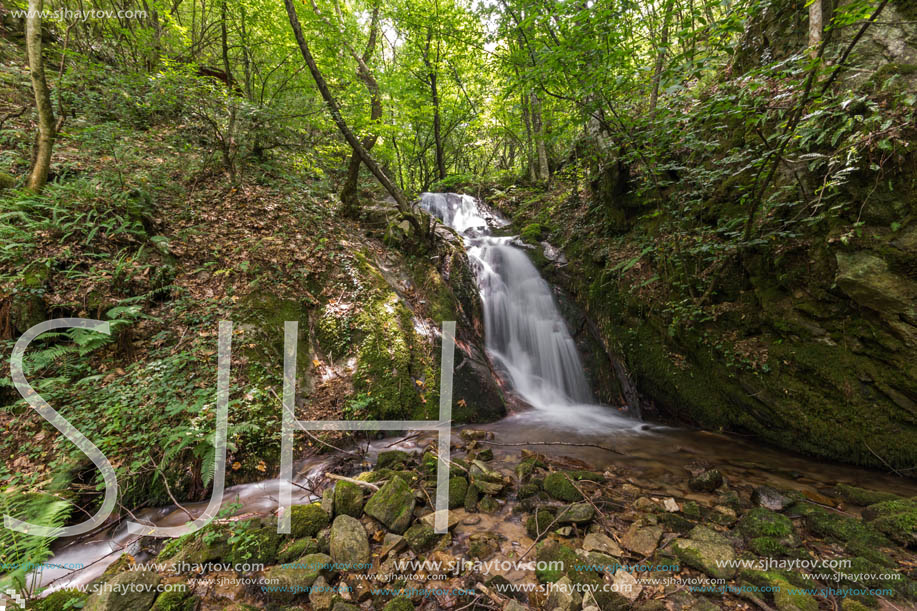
[834,484,899,506]
[751,486,791,511]
[688,469,723,492]
[557,502,594,524]
[464,482,480,511]
[449,476,468,509]
[290,503,331,538]
[469,532,501,559]
[377,450,411,470]
[309,575,334,611]
[582,532,623,556]
[518,482,539,499]
[543,472,583,502]
[671,526,736,579]
[84,571,160,611]
[469,460,505,495]
[546,576,582,610]
[478,495,499,513]
[333,481,364,518]
[476,447,494,461]
[622,522,663,556]
[403,523,437,552]
[330,515,370,567]
[460,429,492,441]
[364,476,416,534]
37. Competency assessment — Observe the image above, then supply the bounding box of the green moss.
[449,477,468,509]
[543,472,583,502]
[278,537,319,563]
[353,291,437,420]
[521,222,544,243]
[31,589,88,611]
[863,498,917,546]
[737,508,793,539]
[151,589,197,611]
[383,598,415,611]
[535,540,578,583]
[835,484,900,506]
[748,536,789,556]
[794,503,887,546]
[290,504,331,538]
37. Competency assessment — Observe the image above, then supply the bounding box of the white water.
[420,192,637,430]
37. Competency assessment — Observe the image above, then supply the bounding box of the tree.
[26,0,56,192]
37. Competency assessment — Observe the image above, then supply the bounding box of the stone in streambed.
[263,553,335,603]
[583,532,623,556]
[557,502,594,524]
[751,485,792,511]
[364,476,415,534]
[329,515,370,568]
[688,469,723,492]
[376,450,411,469]
[448,476,468,509]
[543,472,582,502]
[622,522,663,556]
[671,525,736,579]
[403,523,437,552]
[83,571,160,611]
[546,576,582,611]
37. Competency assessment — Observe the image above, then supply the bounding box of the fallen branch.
[149,457,195,523]
[325,473,380,491]
[478,440,622,455]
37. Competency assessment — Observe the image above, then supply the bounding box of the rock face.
[364,476,416,534]
[84,571,161,611]
[329,515,370,567]
[835,252,916,316]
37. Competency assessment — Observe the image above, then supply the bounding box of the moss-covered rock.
[376,450,411,470]
[364,476,415,534]
[526,509,555,538]
[737,508,794,539]
[671,526,737,580]
[277,537,319,563]
[688,469,723,492]
[290,503,331,538]
[84,570,161,611]
[383,597,414,611]
[448,476,467,509]
[151,589,197,611]
[543,472,583,502]
[862,498,917,546]
[834,484,900,506]
[403,522,437,552]
[535,540,578,583]
[265,553,336,603]
[333,481,364,518]
[31,589,88,611]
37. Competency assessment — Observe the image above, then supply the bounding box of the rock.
[383,598,414,611]
[622,523,663,556]
[449,477,468,509]
[278,538,319,563]
[377,450,411,470]
[330,515,370,568]
[364,476,416,534]
[290,503,331,538]
[503,601,527,611]
[460,429,492,441]
[309,575,334,611]
[688,469,723,492]
[582,532,624,556]
[543,472,582,502]
[150,590,195,611]
[535,540,577,583]
[469,532,501,559]
[419,508,466,530]
[612,568,642,601]
[836,251,915,315]
[84,571,160,611]
[634,497,658,511]
[557,502,594,524]
[751,486,791,511]
[464,482,480,511]
[709,505,737,526]
[321,488,334,515]
[478,495,499,513]
[0,171,16,190]
[264,553,336,602]
[583,551,617,574]
[380,533,405,559]
[476,448,494,461]
[671,526,736,579]
[862,498,917,546]
[834,484,899,506]
[546,576,581,611]
[772,577,818,611]
[540,241,568,265]
[333,481,364,518]
[164,527,230,565]
[737,507,794,539]
[403,523,437,552]
[526,509,555,538]
[662,497,680,512]
[332,603,361,611]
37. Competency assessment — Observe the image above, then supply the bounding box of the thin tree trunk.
[520,89,536,182]
[808,0,822,58]
[530,92,549,181]
[26,0,55,192]
[283,0,419,232]
[649,0,673,118]
[423,28,446,181]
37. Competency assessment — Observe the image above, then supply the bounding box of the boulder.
[290,503,331,538]
[333,481,364,518]
[543,472,582,502]
[83,571,161,611]
[364,476,415,534]
[329,515,370,568]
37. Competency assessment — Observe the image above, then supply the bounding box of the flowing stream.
[31,193,916,597]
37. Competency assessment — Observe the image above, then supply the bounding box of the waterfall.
[420,192,595,410]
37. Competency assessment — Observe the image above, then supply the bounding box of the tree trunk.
[423,28,446,181]
[520,90,536,182]
[26,0,55,192]
[808,0,823,58]
[530,92,549,181]
[336,4,382,216]
[649,0,673,118]
[283,0,418,231]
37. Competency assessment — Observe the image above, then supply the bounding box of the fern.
[0,490,72,596]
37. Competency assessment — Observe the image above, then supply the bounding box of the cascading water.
[420,193,623,422]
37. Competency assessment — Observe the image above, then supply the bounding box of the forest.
[0,0,916,608]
